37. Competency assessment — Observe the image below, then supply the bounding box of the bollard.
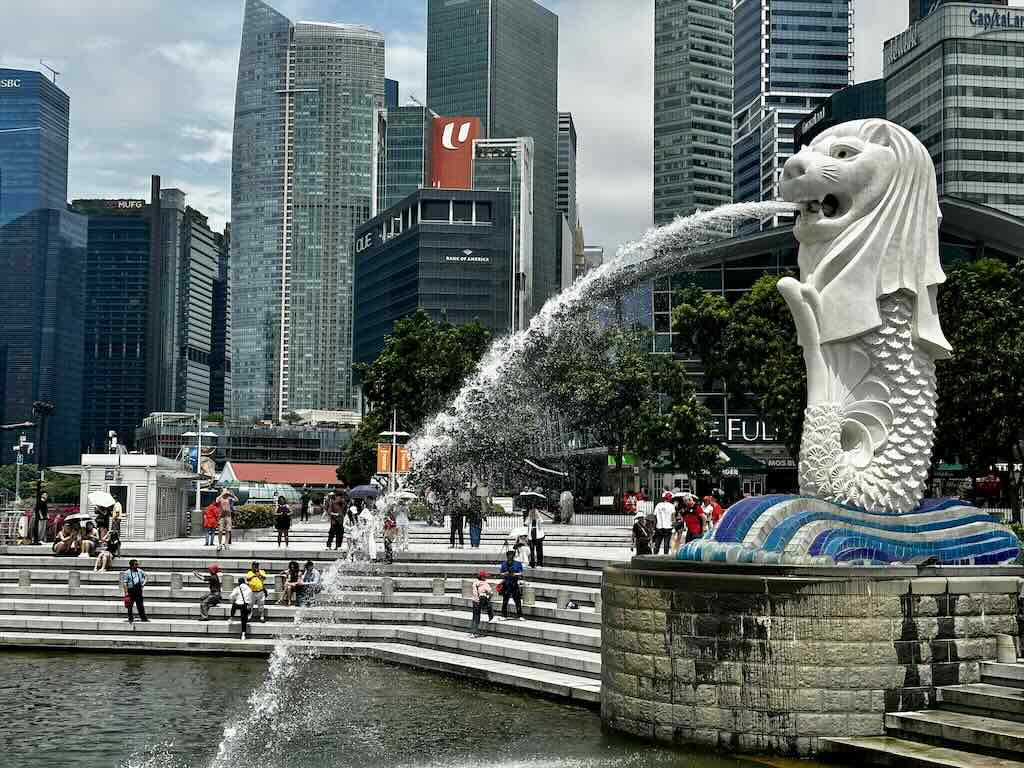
[997,633,1017,664]
[381,576,394,603]
[522,584,536,606]
[556,589,570,610]
[67,570,80,589]
[169,572,183,596]
[432,577,446,596]
[461,579,474,599]
[17,570,30,588]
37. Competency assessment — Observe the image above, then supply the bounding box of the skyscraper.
[653,0,734,225]
[426,0,558,311]
[231,0,384,420]
[556,112,577,236]
[373,105,432,214]
[0,68,86,466]
[732,0,853,218]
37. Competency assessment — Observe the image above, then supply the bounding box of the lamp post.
[31,402,53,524]
[379,409,409,493]
[183,410,218,519]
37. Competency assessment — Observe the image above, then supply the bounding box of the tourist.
[383,511,397,564]
[277,560,302,606]
[471,569,494,636]
[228,576,252,640]
[652,491,675,555]
[631,510,653,555]
[79,522,99,559]
[28,492,48,545]
[359,504,377,561]
[216,488,237,552]
[559,489,574,525]
[498,550,524,621]
[93,529,117,571]
[702,495,725,530]
[202,501,219,547]
[297,560,322,606]
[525,506,545,568]
[52,523,77,556]
[246,562,268,622]
[511,532,530,566]
[326,493,343,550]
[299,486,311,523]
[110,501,123,537]
[94,501,111,541]
[682,497,704,543]
[121,559,148,623]
[395,499,411,552]
[275,496,292,548]
[449,500,465,549]
[467,506,484,549]
[670,509,686,554]
[193,564,222,621]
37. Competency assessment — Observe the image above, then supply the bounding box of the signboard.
[969,8,1024,29]
[429,116,481,189]
[444,248,490,265]
[104,469,115,481]
[710,415,780,444]
[884,24,919,67]
[376,444,411,474]
[15,454,23,466]
[101,199,145,210]
[0,79,22,88]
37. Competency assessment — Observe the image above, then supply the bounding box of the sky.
[1,0,909,255]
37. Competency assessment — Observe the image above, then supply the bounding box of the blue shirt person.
[120,559,149,623]
[498,550,524,620]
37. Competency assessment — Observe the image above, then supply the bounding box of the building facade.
[884,1,1024,218]
[0,68,86,466]
[557,112,578,290]
[793,79,886,148]
[732,0,853,223]
[426,0,558,311]
[231,0,384,419]
[653,0,734,225]
[373,105,432,214]
[353,188,512,365]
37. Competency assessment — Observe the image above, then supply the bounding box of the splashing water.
[407,200,797,474]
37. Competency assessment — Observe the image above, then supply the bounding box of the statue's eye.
[831,145,858,160]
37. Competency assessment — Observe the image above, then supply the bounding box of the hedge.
[233,503,276,530]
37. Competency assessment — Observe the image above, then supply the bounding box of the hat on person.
[237,576,245,585]
[478,570,488,580]
[305,560,315,568]
[634,509,645,519]
[207,564,220,574]
[662,491,673,501]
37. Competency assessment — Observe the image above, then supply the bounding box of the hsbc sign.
[0,79,22,88]
[429,116,481,190]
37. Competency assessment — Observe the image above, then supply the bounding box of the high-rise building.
[653,0,734,225]
[385,77,399,109]
[732,0,853,221]
[231,0,384,420]
[473,137,535,330]
[793,79,886,149]
[426,0,558,311]
[0,68,86,466]
[908,0,1005,24]
[74,181,232,449]
[556,112,578,236]
[373,105,432,214]
[884,2,1024,218]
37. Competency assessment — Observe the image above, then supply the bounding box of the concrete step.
[0,632,600,704]
[887,710,1024,755]
[821,736,1024,767]
[938,684,1024,723]
[984,662,1024,690]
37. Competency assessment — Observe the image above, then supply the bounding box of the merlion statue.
[675,119,1019,566]
[777,119,949,514]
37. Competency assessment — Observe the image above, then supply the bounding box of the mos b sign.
[430,116,480,190]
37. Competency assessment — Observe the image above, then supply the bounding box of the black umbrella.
[349,485,381,499]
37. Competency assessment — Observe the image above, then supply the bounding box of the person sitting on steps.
[193,564,222,621]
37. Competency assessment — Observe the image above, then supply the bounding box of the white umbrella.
[517,491,546,500]
[63,511,95,523]
[88,491,116,508]
[392,491,418,501]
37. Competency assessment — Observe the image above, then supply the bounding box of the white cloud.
[181,126,234,165]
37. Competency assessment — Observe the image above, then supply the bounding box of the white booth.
[53,454,200,542]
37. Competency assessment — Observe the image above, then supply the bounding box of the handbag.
[122,595,132,608]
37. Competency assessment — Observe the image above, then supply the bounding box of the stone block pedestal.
[600,559,1024,756]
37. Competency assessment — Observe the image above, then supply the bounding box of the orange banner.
[377,443,412,474]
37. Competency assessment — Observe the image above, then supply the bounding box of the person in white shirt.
[359,505,377,561]
[229,576,253,640]
[395,501,411,552]
[653,491,676,555]
[526,507,546,567]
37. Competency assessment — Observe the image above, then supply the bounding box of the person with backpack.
[245,562,268,623]
[202,501,220,547]
[229,576,253,640]
[470,570,494,636]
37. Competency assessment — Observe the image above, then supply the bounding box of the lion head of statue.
[780,119,951,357]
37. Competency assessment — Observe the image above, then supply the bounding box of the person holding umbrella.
[121,559,148,623]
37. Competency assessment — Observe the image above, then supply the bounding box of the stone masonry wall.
[600,565,1022,756]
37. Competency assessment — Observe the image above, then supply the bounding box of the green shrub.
[407,501,431,521]
[234,503,275,529]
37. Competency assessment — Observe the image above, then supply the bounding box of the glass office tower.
[426,0,558,312]
[732,0,853,223]
[0,68,85,466]
[374,105,432,214]
[231,0,384,419]
[653,0,734,225]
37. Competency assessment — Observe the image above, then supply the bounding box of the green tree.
[339,311,492,486]
[0,464,79,504]
[934,257,1024,517]
[671,275,805,458]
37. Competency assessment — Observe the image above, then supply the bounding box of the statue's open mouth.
[799,194,840,218]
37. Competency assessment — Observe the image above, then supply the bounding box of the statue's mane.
[804,119,951,356]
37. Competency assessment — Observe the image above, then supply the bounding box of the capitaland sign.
[970,8,1024,29]
[0,79,22,88]
[884,25,919,66]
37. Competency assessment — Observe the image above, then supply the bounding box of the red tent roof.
[224,462,339,486]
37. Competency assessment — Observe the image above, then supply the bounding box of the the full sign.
[429,116,481,190]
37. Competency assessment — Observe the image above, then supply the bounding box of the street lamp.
[183,411,218,518]
[379,409,410,493]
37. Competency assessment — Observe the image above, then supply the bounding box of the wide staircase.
[0,526,616,706]
[824,662,1024,767]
